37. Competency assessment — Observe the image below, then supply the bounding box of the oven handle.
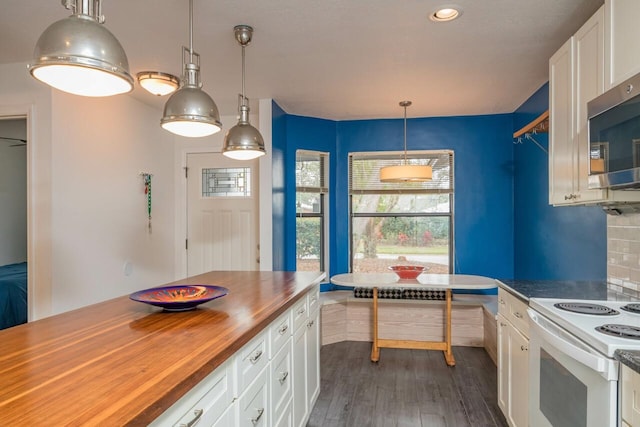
[527,309,610,375]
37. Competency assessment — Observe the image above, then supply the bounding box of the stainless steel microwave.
[588,71,640,189]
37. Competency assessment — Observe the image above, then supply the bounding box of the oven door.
[527,309,619,427]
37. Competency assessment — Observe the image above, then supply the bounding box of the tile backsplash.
[608,212,640,298]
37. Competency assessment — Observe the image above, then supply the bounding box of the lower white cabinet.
[148,359,235,427]
[270,336,293,423]
[293,288,320,427]
[213,403,237,427]
[497,289,529,427]
[237,367,269,427]
[150,285,320,427]
[621,364,640,427]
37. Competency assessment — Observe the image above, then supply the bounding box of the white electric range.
[529,298,640,357]
[527,298,640,427]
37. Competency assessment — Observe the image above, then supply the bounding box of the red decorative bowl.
[388,265,428,280]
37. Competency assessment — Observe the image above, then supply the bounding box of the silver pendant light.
[222,25,266,160]
[161,0,222,138]
[380,101,432,182]
[28,0,133,97]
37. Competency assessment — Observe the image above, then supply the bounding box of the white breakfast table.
[330,273,498,366]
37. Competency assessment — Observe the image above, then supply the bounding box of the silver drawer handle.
[278,371,289,384]
[251,408,265,425]
[278,324,288,335]
[297,307,306,315]
[514,312,523,319]
[179,409,203,427]
[307,320,314,328]
[249,349,263,364]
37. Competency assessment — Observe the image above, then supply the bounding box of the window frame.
[348,150,454,273]
[295,150,330,273]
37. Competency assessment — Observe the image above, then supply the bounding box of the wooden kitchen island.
[0,270,325,426]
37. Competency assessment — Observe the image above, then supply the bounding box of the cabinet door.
[292,323,308,427]
[621,365,640,427]
[497,315,509,417]
[238,368,269,427]
[605,0,640,88]
[306,310,320,407]
[271,338,293,423]
[549,37,576,205]
[574,6,607,203]
[508,325,529,427]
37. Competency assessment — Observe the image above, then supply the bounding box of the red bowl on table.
[388,265,428,280]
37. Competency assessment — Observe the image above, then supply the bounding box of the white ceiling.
[0,0,603,120]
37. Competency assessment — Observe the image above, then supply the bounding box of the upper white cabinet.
[549,7,608,205]
[605,0,640,89]
[549,5,640,206]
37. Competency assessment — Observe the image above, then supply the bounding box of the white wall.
[50,91,176,313]
[0,119,27,265]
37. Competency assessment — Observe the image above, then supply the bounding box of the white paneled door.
[186,153,259,276]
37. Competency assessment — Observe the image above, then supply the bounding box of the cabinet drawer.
[238,368,269,427]
[269,309,292,358]
[292,297,308,332]
[270,337,293,423]
[498,288,529,337]
[149,359,235,427]
[236,330,268,391]
[308,285,320,316]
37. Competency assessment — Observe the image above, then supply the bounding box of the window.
[296,150,329,272]
[349,150,453,274]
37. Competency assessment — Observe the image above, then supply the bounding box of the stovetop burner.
[595,324,640,339]
[554,302,620,316]
[621,303,640,314]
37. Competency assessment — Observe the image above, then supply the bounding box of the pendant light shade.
[380,101,432,182]
[161,0,222,138]
[29,0,133,97]
[223,25,266,160]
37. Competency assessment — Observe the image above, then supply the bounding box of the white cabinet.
[497,288,529,427]
[621,364,640,427]
[237,367,269,427]
[292,285,320,427]
[549,7,608,205]
[549,5,640,206]
[149,359,235,427]
[605,0,640,89]
[150,285,320,427]
[270,336,293,424]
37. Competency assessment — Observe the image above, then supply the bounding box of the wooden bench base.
[320,291,498,365]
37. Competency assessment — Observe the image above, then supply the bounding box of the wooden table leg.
[444,288,455,366]
[370,287,380,362]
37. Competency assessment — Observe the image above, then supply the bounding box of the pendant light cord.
[241,43,246,108]
[403,104,408,164]
[188,0,194,62]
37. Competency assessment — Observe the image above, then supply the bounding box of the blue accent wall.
[512,83,606,280]
[272,82,607,288]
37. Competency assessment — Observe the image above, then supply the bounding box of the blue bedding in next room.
[0,262,27,330]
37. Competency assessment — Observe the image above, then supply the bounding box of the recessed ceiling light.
[430,6,462,22]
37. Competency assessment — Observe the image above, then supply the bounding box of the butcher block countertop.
[0,270,325,426]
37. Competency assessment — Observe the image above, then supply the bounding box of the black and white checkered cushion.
[353,287,404,299]
[403,288,446,300]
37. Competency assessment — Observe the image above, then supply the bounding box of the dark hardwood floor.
[307,341,508,427]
